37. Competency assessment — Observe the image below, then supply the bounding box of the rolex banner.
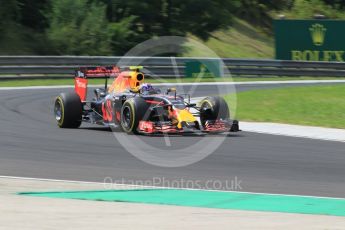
[274,20,345,62]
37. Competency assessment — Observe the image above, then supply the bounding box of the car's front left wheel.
[120,97,149,134]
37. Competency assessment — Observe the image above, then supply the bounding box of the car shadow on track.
[80,126,245,138]
[79,126,112,132]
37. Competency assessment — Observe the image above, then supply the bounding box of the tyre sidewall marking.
[56,96,64,126]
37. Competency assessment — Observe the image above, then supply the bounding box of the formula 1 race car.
[54,66,239,134]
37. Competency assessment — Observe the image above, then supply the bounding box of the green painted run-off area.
[19,189,345,217]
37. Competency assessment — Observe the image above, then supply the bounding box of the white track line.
[2,175,345,200]
[0,85,75,90]
[241,122,345,143]
[153,79,345,86]
[1,79,345,90]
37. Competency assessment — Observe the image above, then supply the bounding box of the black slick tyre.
[54,92,82,128]
[199,96,230,128]
[120,97,149,134]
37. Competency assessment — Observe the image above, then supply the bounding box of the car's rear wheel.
[199,96,230,128]
[54,92,82,128]
[120,97,149,134]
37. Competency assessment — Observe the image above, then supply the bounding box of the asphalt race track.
[1,82,345,198]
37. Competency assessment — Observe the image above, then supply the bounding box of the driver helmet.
[141,83,153,91]
[140,83,160,94]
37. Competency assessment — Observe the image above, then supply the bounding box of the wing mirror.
[166,88,176,94]
[166,87,177,99]
[186,103,197,107]
[167,88,176,100]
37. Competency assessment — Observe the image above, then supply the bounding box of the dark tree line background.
[0,0,342,55]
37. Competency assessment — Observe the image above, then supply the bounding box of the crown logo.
[309,24,326,46]
[200,64,207,72]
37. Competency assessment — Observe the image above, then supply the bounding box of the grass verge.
[1,77,344,87]
[225,85,345,129]
[185,18,274,58]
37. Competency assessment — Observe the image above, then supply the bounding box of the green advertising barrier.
[274,19,345,61]
[185,60,223,78]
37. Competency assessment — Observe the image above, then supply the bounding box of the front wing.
[137,119,240,134]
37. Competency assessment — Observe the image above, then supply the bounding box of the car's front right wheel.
[199,96,230,128]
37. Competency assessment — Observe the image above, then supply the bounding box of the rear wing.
[75,66,120,79]
[75,66,120,101]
